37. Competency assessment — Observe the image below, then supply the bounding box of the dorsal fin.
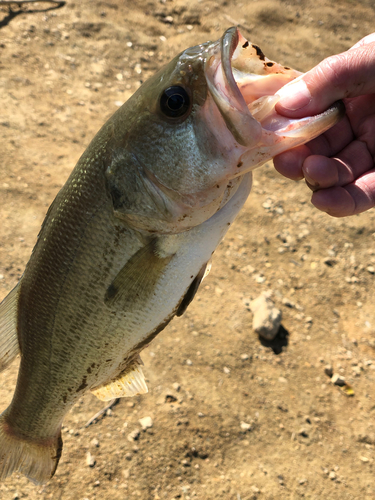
[0,282,21,373]
[91,357,148,401]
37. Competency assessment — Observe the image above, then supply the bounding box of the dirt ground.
[0,0,375,499]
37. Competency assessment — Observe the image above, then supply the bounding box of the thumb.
[275,40,375,117]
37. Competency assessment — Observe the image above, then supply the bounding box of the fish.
[0,27,344,484]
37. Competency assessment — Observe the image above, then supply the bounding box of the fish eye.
[160,86,190,119]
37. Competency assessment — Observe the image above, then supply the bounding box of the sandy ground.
[0,0,375,499]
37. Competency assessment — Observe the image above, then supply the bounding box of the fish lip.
[204,27,262,148]
[265,99,346,138]
[206,28,345,154]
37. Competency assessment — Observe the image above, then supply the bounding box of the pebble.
[360,456,369,463]
[172,382,181,391]
[240,353,249,360]
[298,428,308,438]
[86,451,96,467]
[331,374,346,386]
[139,416,153,430]
[90,438,100,448]
[250,293,282,340]
[127,429,140,442]
[329,471,336,480]
[223,366,230,374]
[240,422,252,432]
[324,364,333,377]
[162,15,174,23]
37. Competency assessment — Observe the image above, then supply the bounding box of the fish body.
[0,28,344,484]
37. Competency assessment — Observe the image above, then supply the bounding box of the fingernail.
[276,79,312,111]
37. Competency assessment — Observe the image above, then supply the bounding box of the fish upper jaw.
[204,27,345,177]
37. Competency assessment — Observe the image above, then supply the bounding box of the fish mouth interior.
[206,27,345,147]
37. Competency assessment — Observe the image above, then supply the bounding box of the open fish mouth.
[205,27,345,163]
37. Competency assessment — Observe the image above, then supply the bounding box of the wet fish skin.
[0,27,344,484]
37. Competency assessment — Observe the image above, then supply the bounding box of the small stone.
[299,478,307,485]
[324,364,333,377]
[86,451,96,467]
[172,382,181,391]
[329,471,336,480]
[186,359,193,366]
[251,485,260,493]
[331,374,346,386]
[90,438,100,447]
[240,353,249,360]
[250,293,282,340]
[240,422,252,432]
[223,366,230,374]
[366,266,375,274]
[93,480,100,487]
[125,452,133,461]
[298,428,308,438]
[123,468,130,479]
[162,15,174,23]
[352,366,361,376]
[139,416,153,430]
[106,408,112,416]
[127,429,140,442]
[360,456,369,463]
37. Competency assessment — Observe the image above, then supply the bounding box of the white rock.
[127,429,140,442]
[240,422,252,432]
[250,293,282,340]
[90,438,100,448]
[331,374,346,386]
[86,451,96,467]
[139,416,153,430]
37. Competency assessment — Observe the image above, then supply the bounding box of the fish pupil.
[160,86,190,118]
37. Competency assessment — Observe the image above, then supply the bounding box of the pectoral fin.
[104,238,174,309]
[91,358,148,401]
[0,282,21,373]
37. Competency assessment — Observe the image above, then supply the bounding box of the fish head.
[106,27,344,233]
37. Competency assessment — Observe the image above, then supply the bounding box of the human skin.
[273,34,375,217]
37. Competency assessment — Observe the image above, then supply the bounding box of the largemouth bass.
[0,27,344,484]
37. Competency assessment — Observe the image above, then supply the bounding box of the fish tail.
[0,409,63,484]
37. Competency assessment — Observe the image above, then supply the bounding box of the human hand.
[273,34,375,217]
